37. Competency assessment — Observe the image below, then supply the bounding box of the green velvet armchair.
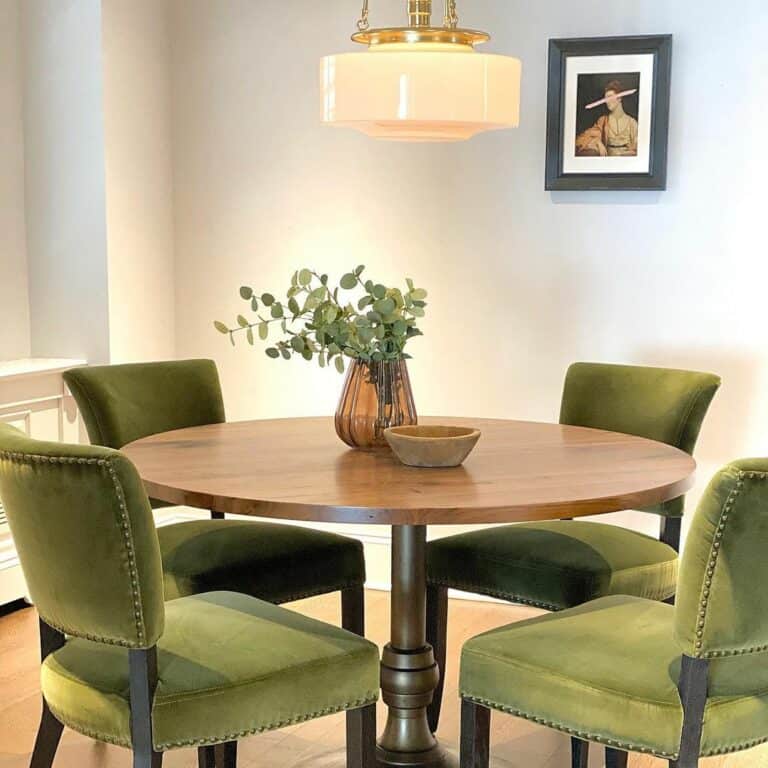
[425,362,721,761]
[459,458,768,768]
[63,360,367,633]
[0,424,380,768]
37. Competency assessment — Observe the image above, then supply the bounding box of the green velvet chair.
[0,424,380,768]
[63,360,366,633]
[426,362,721,752]
[459,458,768,768]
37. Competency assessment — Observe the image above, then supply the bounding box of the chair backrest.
[675,459,768,660]
[0,424,164,648]
[63,359,226,449]
[560,362,721,517]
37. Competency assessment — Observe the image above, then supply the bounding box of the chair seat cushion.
[157,520,365,602]
[427,520,678,610]
[460,595,768,760]
[41,591,380,751]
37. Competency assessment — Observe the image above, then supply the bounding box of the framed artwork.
[545,35,673,191]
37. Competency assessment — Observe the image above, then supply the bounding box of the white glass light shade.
[320,43,522,142]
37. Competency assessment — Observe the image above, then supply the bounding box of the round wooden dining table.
[123,416,696,768]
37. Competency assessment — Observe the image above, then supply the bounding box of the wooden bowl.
[384,425,482,468]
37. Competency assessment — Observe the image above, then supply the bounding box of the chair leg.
[605,747,628,768]
[341,586,365,636]
[570,737,589,768]
[133,749,162,768]
[346,704,377,768]
[215,742,237,768]
[426,584,448,733]
[129,649,163,768]
[460,699,490,768]
[29,701,64,768]
[198,746,216,768]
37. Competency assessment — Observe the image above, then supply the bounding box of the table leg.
[378,525,455,768]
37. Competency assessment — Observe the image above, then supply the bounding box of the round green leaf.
[281,348,291,360]
[372,284,387,299]
[301,348,313,361]
[259,322,269,340]
[393,319,407,336]
[288,297,300,315]
[213,321,229,334]
[410,288,428,300]
[373,298,396,315]
[266,348,280,359]
[240,286,253,300]
[270,303,284,319]
[358,326,375,344]
[261,293,275,306]
[340,273,358,290]
[237,314,249,328]
[355,264,366,276]
[298,268,312,286]
[291,336,305,353]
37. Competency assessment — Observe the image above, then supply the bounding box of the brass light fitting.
[352,0,490,48]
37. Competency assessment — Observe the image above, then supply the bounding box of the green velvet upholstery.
[675,459,768,659]
[63,360,226,450]
[460,596,768,760]
[428,521,678,610]
[64,360,366,603]
[41,591,380,751]
[460,460,768,761]
[427,363,720,610]
[0,423,164,649]
[159,520,365,603]
[560,362,721,517]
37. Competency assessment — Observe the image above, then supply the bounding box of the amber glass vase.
[335,359,417,449]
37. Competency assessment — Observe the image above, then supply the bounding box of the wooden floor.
[1,591,766,768]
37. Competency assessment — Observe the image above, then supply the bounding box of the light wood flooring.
[1,591,766,768]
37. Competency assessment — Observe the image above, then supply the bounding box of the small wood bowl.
[384,425,481,468]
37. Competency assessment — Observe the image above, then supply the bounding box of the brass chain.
[357,0,370,31]
[444,0,459,28]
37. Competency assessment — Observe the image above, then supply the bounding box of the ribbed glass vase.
[335,359,417,449]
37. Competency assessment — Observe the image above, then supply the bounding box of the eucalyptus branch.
[214,266,428,373]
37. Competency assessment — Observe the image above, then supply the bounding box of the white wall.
[169,0,768,562]
[0,0,31,360]
[102,0,176,363]
[22,0,111,364]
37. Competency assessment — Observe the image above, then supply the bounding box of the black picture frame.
[545,35,673,191]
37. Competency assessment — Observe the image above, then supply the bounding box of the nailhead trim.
[0,450,149,648]
[428,578,562,612]
[105,458,146,646]
[693,470,768,659]
[702,734,768,757]
[273,582,365,606]
[461,693,679,760]
[155,693,379,751]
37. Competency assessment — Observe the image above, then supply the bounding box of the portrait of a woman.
[575,78,639,157]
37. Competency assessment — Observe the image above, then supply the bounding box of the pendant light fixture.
[320,0,522,142]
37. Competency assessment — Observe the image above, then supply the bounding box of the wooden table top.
[123,417,696,525]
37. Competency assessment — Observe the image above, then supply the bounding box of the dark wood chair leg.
[605,748,628,768]
[426,584,448,733]
[215,742,237,768]
[210,511,225,520]
[460,699,490,768]
[346,704,377,768]
[570,737,589,768]
[198,746,216,768]
[129,649,163,768]
[341,586,365,637]
[29,701,64,768]
[674,655,709,768]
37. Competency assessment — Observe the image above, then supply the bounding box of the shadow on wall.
[633,347,761,468]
